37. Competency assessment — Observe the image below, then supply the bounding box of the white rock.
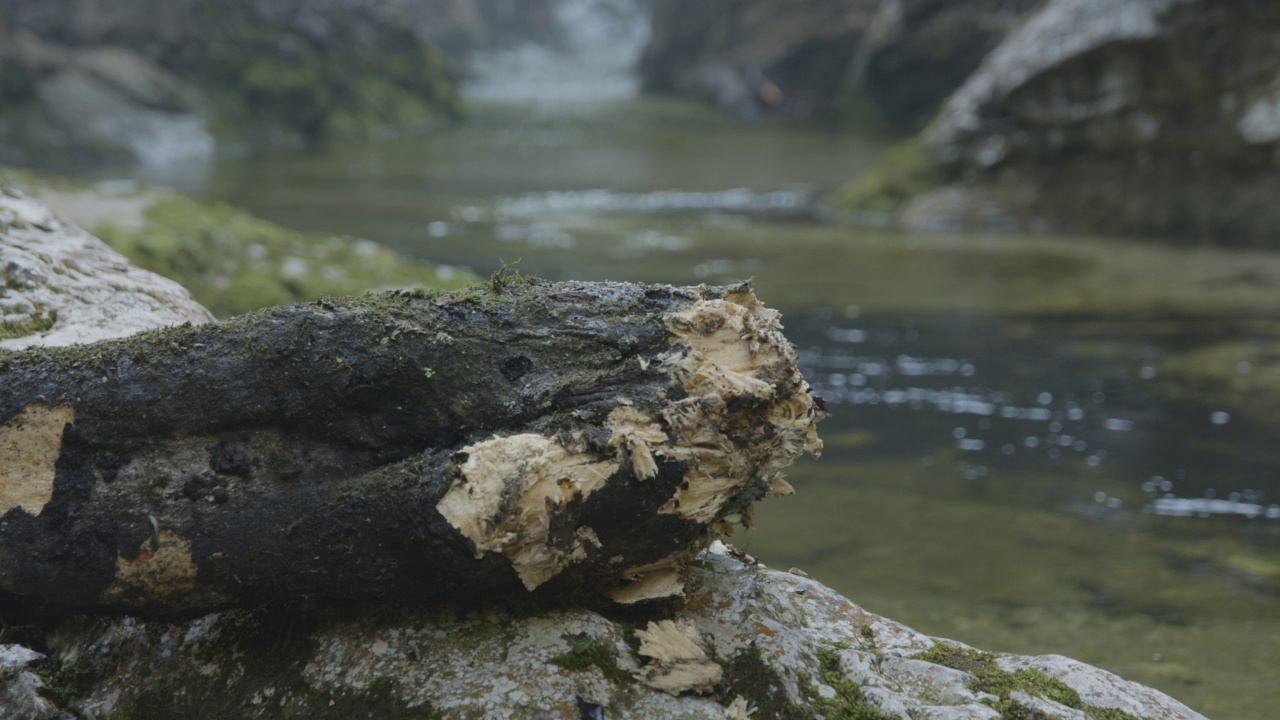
[11,551,1209,719]
[0,644,71,720]
[998,655,1208,720]
[0,187,214,350]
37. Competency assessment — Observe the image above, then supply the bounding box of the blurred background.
[2,1,1278,717]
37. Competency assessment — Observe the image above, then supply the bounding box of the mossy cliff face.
[181,6,462,150]
[0,0,466,163]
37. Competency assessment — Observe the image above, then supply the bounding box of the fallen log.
[0,278,823,618]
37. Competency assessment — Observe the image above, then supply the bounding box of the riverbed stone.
[997,654,1206,720]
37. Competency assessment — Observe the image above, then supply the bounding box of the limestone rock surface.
[0,185,213,350]
[1,547,1210,719]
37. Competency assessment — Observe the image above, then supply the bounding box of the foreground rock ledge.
[0,275,822,617]
[1,548,1207,720]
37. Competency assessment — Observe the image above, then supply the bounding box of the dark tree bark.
[0,279,823,618]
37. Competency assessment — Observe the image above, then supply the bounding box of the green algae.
[92,194,477,317]
[3,166,478,320]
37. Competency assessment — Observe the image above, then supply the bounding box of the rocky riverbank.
[1,189,1210,719]
[643,0,1280,243]
[902,0,1280,243]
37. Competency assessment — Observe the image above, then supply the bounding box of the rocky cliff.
[639,0,1041,126]
[643,0,1280,244]
[0,0,569,165]
[915,0,1280,242]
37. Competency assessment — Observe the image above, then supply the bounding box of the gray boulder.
[0,24,213,168]
[919,0,1280,241]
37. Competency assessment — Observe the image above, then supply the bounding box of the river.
[186,13,1280,719]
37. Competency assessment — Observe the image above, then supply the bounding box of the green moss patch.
[549,636,634,688]
[800,647,893,720]
[720,646,813,720]
[0,308,56,341]
[913,643,1152,720]
[93,194,477,317]
[31,654,95,709]
[827,135,950,213]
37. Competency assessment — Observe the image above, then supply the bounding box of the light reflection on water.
[494,188,813,217]
[796,313,1280,522]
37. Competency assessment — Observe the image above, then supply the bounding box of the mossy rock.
[0,308,56,341]
[190,20,463,150]
[913,644,1152,720]
[827,135,950,213]
[93,194,477,318]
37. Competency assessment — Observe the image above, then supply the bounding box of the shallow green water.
[201,100,1279,719]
